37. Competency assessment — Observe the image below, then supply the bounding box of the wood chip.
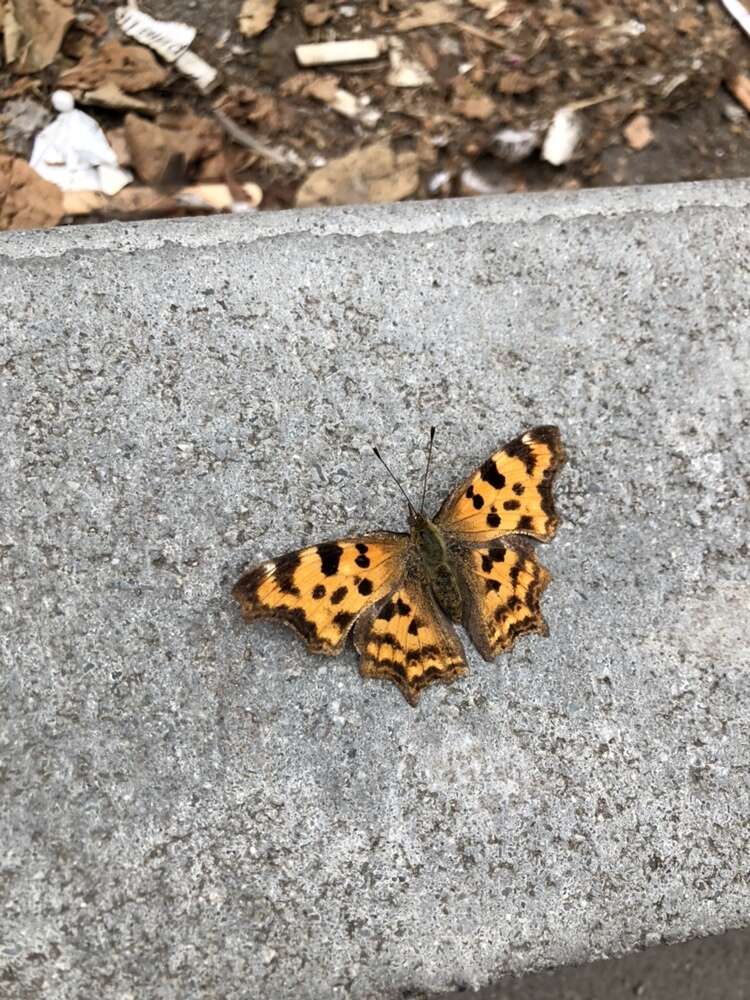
[302,2,332,26]
[727,74,750,114]
[295,141,418,207]
[623,113,654,150]
[0,154,63,230]
[238,0,277,38]
[295,38,383,66]
[498,71,536,95]
[396,1,457,31]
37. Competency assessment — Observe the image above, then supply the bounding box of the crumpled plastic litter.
[29,90,133,195]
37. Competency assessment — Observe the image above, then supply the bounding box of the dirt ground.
[442,925,750,1000]
[1,0,750,228]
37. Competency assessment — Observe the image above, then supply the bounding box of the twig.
[212,109,305,170]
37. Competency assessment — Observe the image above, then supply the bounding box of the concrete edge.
[1,178,750,261]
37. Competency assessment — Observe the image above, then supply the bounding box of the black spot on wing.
[503,499,520,511]
[331,585,348,605]
[472,493,484,510]
[486,579,501,592]
[395,598,411,616]
[486,512,501,528]
[378,601,396,621]
[358,578,373,596]
[275,552,301,596]
[317,543,343,576]
[480,458,506,490]
[312,584,326,599]
[333,610,355,629]
[504,437,535,475]
[512,482,525,496]
[517,515,534,532]
[355,554,370,568]
[407,617,421,636]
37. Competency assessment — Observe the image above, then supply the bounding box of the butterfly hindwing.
[435,425,565,542]
[232,533,409,655]
[354,577,468,706]
[452,538,551,661]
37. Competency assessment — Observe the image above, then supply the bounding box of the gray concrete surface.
[1,180,749,999]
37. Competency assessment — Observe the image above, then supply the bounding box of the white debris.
[115,4,218,92]
[491,127,540,163]
[387,38,433,88]
[721,0,750,39]
[541,107,582,166]
[29,91,132,194]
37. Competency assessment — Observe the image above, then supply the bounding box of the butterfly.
[233,426,565,706]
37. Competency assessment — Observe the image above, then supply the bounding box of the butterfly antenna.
[372,446,416,514]
[419,426,436,515]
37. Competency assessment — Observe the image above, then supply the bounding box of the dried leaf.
[238,0,277,38]
[7,0,75,73]
[295,141,418,207]
[623,113,654,150]
[727,74,750,113]
[396,1,456,31]
[80,82,159,114]
[124,113,223,186]
[0,154,63,230]
[0,76,40,100]
[59,41,170,94]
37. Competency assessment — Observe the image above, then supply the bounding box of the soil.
[1,0,749,225]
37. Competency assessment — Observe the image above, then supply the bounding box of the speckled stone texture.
[2,181,749,1000]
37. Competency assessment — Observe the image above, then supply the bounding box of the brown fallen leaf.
[0,76,41,100]
[124,112,224,186]
[396,1,456,31]
[59,41,169,94]
[727,74,750,114]
[623,113,654,151]
[0,154,63,230]
[295,141,418,207]
[80,82,160,115]
[238,0,277,37]
[7,0,75,73]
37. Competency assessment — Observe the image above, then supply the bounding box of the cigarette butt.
[295,38,383,66]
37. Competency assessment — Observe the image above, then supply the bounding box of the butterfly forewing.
[233,533,408,654]
[435,426,564,542]
[354,578,467,706]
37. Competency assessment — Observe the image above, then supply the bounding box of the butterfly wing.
[233,533,409,655]
[450,538,551,661]
[434,425,565,542]
[353,577,468,706]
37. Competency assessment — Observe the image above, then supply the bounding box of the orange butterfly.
[233,426,565,706]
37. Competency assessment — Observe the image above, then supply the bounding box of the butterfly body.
[409,510,464,623]
[233,426,565,706]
